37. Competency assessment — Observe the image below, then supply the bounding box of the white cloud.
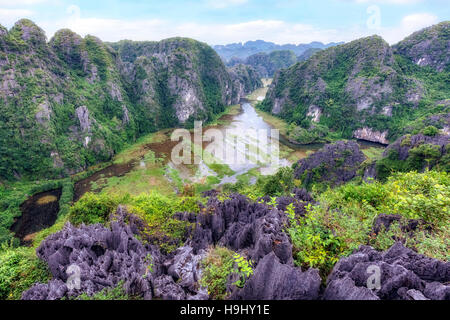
[0,0,49,5]
[349,0,424,4]
[0,8,34,26]
[41,15,348,45]
[206,0,248,9]
[378,13,438,44]
[33,5,440,46]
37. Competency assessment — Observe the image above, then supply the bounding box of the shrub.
[381,170,449,227]
[285,204,346,277]
[408,144,441,170]
[421,126,439,137]
[68,192,121,226]
[0,243,50,300]
[200,247,253,300]
[74,282,132,300]
[260,167,294,196]
[339,180,388,208]
[200,247,235,300]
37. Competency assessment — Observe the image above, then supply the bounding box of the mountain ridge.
[214,39,344,61]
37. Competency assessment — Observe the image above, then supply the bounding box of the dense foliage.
[286,170,449,275]
[0,243,50,300]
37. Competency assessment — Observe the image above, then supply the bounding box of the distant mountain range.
[213,40,344,61]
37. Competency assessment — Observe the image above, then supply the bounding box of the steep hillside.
[261,29,450,145]
[0,21,255,181]
[0,20,137,180]
[297,48,322,62]
[244,50,298,77]
[111,38,243,127]
[393,21,449,72]
[228,64,263,99]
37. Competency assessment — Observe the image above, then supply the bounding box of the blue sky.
[0,0,448,44]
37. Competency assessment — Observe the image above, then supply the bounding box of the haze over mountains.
[213,40,344,62]
[1,18,448,181]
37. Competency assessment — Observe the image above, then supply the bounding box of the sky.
[0,0,448,45]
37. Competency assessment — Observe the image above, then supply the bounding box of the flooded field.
[72,92,385,199]
[11,189,62,245]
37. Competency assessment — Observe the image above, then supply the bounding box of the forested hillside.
[261,22,449,146]
[0,20,261,181]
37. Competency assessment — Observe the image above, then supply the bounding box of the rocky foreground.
[23,191,449,300]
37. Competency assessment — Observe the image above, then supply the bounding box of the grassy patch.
[254,108,290,137]
[113,130,170,165]
[208,104,241,126]
[100,166,175,197]
[362,147,384,161]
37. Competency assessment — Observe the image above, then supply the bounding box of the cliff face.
[261,26,449,145]
[112,38,245,126]
[228,64,263,99]
[263,36,419,144]
[294,141,366,189]
[375,133,449,180]
[0,21,260,181]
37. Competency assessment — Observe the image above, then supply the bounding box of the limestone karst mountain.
[0,20,261,180]
[261,22,449,145]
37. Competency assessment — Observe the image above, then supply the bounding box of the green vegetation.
[74,282,134,300]
[222,167,298,200]
[286,203,343,277]
[200,247,253,300]
[68,192,123,226]
[0,20,448,301]
[260,167,295,196]
[376,141,448,181]
[0,178,74,245]
[66,190,203,253]
[128,192,202,253]
[259,27,449,145]
[0,243,50,300]
[1,21,247,183]
[245,50,297,77]
[362,147,384,161]
[286,170,449,276]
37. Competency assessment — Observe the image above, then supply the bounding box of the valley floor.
[0,85,448,301]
